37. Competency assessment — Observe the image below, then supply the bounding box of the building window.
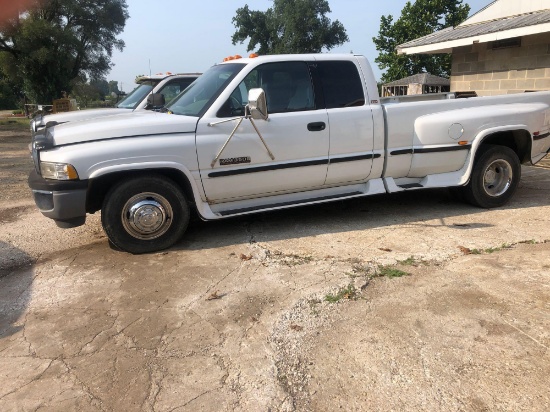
[382,85,408,97]
[423,85,450,94]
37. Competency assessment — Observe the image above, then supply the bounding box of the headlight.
[40,162,79,180]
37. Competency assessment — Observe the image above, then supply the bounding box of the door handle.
[307,122,326,132]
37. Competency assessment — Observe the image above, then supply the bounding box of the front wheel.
[463,145,521,208]
[101,175,190,254]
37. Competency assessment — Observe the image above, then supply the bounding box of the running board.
[218,191,362,216]
[207,178,387,218]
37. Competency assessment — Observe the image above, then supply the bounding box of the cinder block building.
[397,0,550,96]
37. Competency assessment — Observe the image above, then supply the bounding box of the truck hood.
[45,108,130,123]
[48,111,198,146]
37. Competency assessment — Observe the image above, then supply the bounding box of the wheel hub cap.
[129,200,166,234]
[121,193,173,240]
[483,159,512,197]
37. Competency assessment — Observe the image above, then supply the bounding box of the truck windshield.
[116,80,159,109]
[165,63,245,117]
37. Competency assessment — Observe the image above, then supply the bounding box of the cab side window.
[158,79,194,105]
[217,62,314,117]
[316,61,365,108]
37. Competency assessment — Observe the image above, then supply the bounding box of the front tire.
[101,175,190,254]
[463,145,521,208]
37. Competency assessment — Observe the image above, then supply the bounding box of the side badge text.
[219,156,251,166]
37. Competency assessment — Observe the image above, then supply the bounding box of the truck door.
[316,60,375,185]
[196,61,330,203]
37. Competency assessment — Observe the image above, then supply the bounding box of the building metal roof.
[398,8,550,55]
[384,73,450,86]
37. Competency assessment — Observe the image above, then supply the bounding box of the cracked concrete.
[1,123,550,411]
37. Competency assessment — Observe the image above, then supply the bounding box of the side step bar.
[218,191,363,216]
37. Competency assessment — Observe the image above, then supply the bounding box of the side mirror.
[247,88,268,120]
[146,93,165,109]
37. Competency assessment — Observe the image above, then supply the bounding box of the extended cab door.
[316,59,375,185]
[196,61,330,203]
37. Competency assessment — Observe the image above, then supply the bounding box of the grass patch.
[0,117,30,129]
[396,256,428,266]
[398,256,417,266]
[519,239,537,245]
[284,254,314,266]
[325,284,357,303]
[470,243,514,255]
[377,266,409,278]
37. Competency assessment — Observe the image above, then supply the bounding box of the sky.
[108,0,492,93]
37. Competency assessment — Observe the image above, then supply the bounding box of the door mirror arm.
[208,88,273,168]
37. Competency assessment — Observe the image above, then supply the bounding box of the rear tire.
[101,175,190,254]
[463,145,521,208]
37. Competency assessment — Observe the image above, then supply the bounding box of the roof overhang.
[398,22,550,55]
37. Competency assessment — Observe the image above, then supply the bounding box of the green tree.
[0,0,129,103]
[373,0,470,83]
[90,79,109,99]
[232,0,348,54]
[71,80,100,107]
[0,75,20,109]
[0,61,22,109]
[108,80,120,96]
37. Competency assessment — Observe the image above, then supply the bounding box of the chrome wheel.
[462,145,520,208]
[121,192,173,240]
[483,159,512,197]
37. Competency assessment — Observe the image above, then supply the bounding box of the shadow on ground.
[0,242,33,337]
[172,166,550,252]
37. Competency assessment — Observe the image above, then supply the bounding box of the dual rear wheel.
[462,145,521,208]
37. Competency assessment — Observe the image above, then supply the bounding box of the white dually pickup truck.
[29,54,550,253]
[30,72,200,133]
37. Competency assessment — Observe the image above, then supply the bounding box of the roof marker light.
[223,54,247,62]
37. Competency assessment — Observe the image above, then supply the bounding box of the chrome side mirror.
[247,88,268,120]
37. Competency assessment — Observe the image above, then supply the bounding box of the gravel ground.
[0,121,549,411]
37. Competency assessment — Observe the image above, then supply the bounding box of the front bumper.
[28,170,89,228]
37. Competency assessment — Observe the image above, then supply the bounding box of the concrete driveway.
[1,125,549,411]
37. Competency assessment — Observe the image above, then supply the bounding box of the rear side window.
[157,79,195,104]
[316,61,365,109]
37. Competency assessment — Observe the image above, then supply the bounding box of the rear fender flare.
[460,124,529,185]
